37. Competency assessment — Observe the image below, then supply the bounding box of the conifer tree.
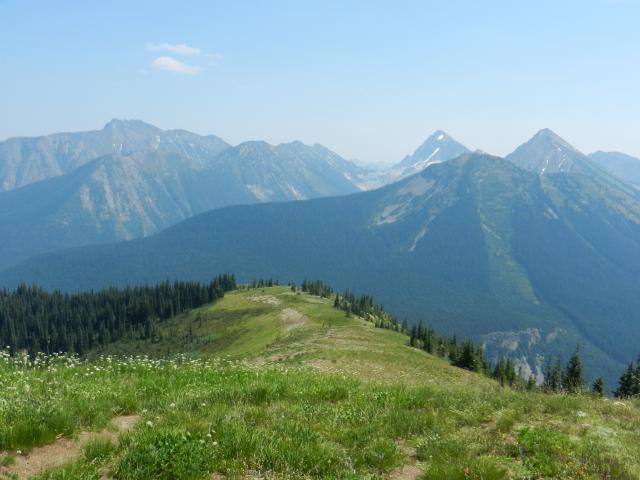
[544,356,563,392]
[493,356,507,386]
[455,340,479,372]
[401,318,408,334]
[505,358,516,386]
[563,346,584,393]
[591,377,605,396]
[409,325,418,348]
[615,362,638,398]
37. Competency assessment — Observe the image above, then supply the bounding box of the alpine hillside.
[2,285,639,479]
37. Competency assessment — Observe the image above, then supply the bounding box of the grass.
[92,287,487,387]
[2,287,640,479]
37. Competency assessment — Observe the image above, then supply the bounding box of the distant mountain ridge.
[355,130,470,189]
[0,120,362,268]
[0,119,230,191]
[588,151,640,189]
[209,140,359,201]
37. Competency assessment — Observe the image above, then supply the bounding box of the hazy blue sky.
[1,0,639,164]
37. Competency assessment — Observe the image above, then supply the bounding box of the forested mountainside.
[4,153,640,384]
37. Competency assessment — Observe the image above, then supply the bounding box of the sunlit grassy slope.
[2,287,640,479]
[93,286,486,386]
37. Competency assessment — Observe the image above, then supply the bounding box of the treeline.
[540,348,592,394]
[292,280,401,330]
[246,278,280,289]
[334,291,402,330]
[408,321,493,376]
[0,274,236,355]
[298,279,333,298]
[538,349,640,398]
[550,350,640,398]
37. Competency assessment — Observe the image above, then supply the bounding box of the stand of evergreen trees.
[246,278,279,289]
[615,354,640,398]
[298,279,334,298]
[294,280,401,330]
[492,356,522,388]
[334,290,401,330]
[541,347,586,394]
[408,321,490,375]
[0,274,236,355]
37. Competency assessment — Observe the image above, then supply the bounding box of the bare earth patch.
[389,464,422,480]
[1,415,139,479]
[248,294,281,306]
[280,308,307,331]
[388,441,422,480]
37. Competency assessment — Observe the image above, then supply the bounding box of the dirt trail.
[248,294,281,306]
[388,441,422,480]
[280,308,307,331]
[1,415,139,479]
[389,464,422,479]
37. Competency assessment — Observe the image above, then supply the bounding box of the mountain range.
[2,121,640,383]
[0,119,230,191]
[3,147,640,382]
[0,120,363,267]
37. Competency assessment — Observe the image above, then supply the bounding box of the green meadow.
[1,287,640,479]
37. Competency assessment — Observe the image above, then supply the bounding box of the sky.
[1,0,639,165]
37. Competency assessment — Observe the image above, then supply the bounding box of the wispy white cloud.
[145,42,222,74]
[146,42,201,56]
[152,56,201,75]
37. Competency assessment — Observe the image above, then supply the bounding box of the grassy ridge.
[1,287,640,479]
[91,286,484,386]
